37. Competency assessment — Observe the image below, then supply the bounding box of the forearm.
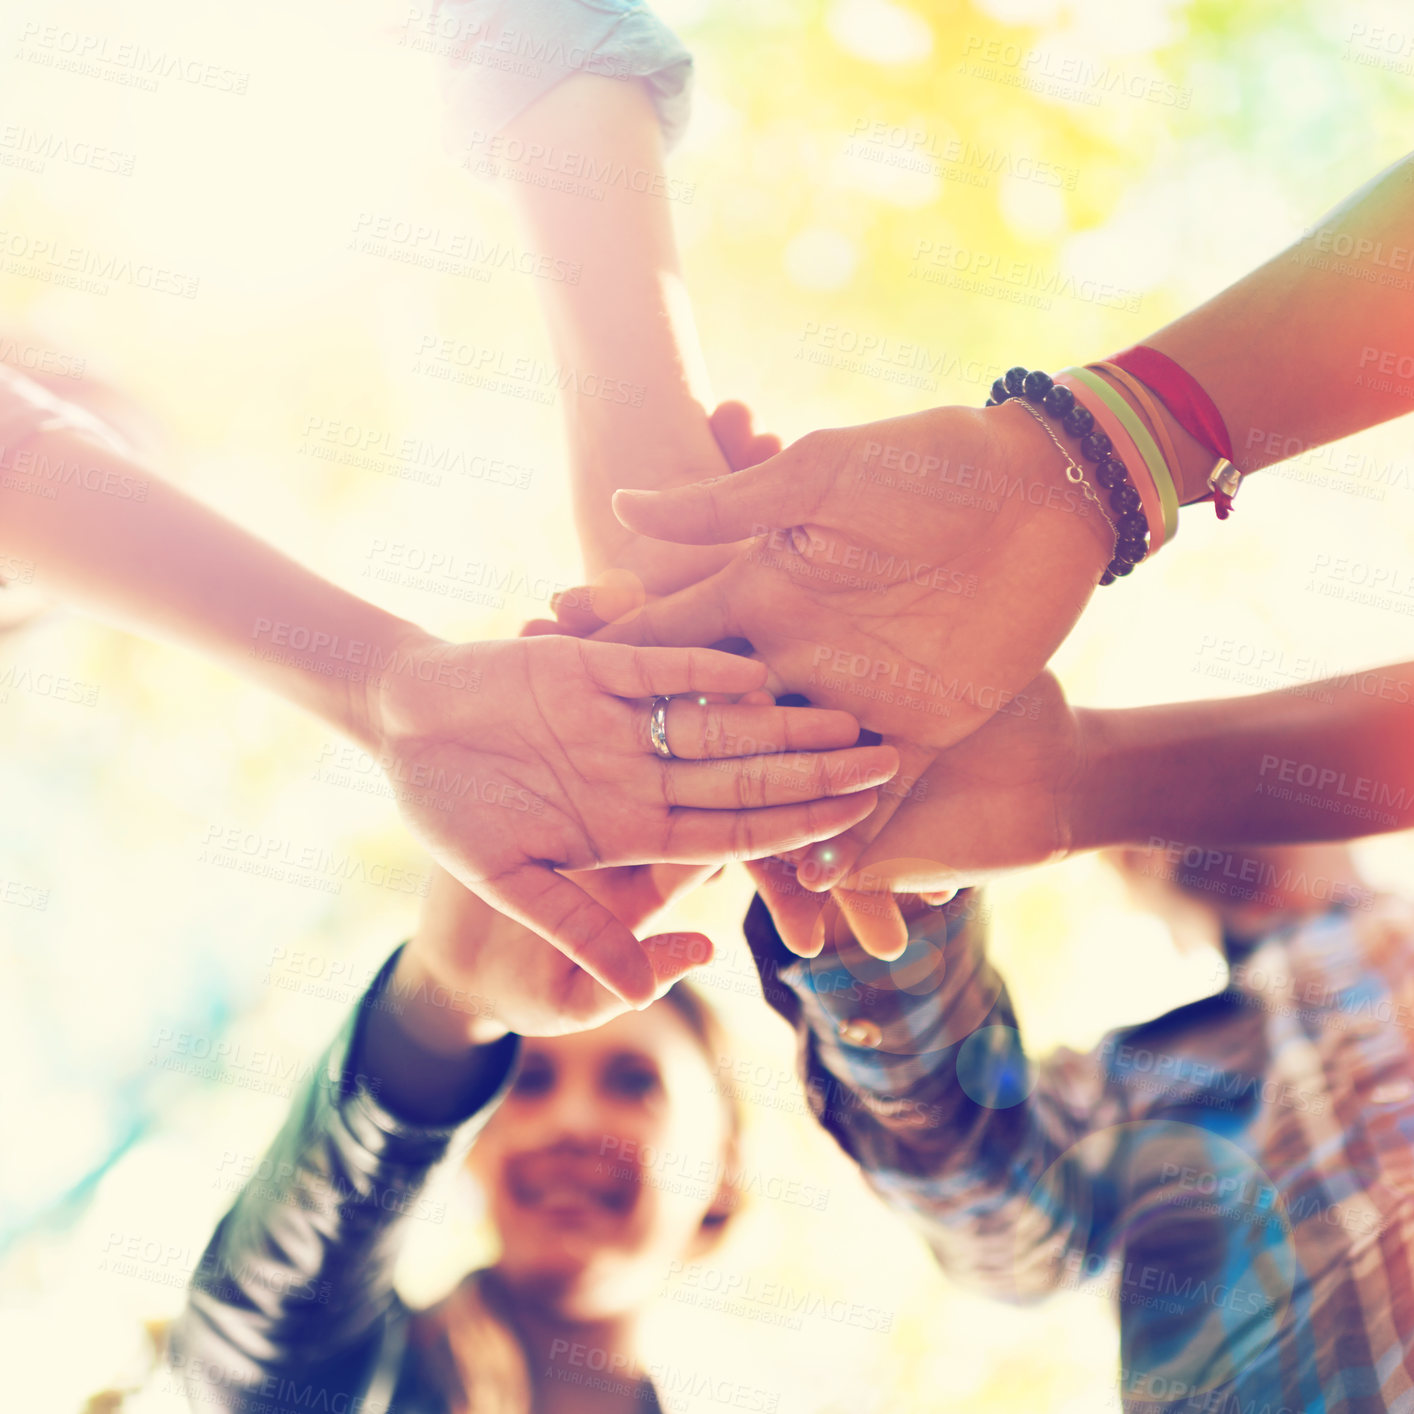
[1076,660,1414,847]
[1139,152,1414,499]
[499,74,723,576]
[503,75,707,397]
[0,427,426,747]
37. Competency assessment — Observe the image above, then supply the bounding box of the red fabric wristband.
[1110,344,1237,517]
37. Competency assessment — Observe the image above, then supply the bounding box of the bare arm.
[0,425,418,746]
[831,660,1414,900]
[495,74,745,593]
[1077,660,1414,849]
[1139,152,1414,499]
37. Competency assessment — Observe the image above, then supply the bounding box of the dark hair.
[658,980,745,1231]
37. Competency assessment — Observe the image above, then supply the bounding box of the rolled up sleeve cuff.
[433,0,693,154]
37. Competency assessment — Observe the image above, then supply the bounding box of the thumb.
[479,863,657,1006]
[640,931,715,995]
[613,440,822,546]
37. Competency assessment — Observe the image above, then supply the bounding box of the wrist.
[985,399,1114,575]
[1126,378,1215,508]
[360,625,470,756]
[387,944,512,1053]
[1066,707,1135,853]
[357,998,512,1128]
[1070,702,1214,851]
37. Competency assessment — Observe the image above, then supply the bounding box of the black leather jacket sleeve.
[168,947,520,1413]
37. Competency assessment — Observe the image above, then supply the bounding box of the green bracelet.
[1061,365,1180,544]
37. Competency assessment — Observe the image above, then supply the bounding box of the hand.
[600,401,1113,747]
[742,854,944,970]
[366,629,898,1002]
[807,671,1086,904]
[406,859,720,1043]
[551,400,783,635]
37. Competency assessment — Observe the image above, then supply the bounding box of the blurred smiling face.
[468,1000,735,1320]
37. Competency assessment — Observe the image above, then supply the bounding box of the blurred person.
[740,837,1414,1413]
[171,854,748,1414]
[0,361,895,1001]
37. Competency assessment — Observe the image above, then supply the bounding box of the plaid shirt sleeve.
[743,888,1130,1302]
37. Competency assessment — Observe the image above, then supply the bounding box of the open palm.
[372,631,896,1001]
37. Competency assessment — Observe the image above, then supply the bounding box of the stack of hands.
[390,397,1127,1054]
[6,74,1413,1060]
[375,97,1414,1044]
[545,396,1111,957]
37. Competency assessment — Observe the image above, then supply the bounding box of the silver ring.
[649,696,675,759]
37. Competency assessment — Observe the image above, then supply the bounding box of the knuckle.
[734,766,759,810]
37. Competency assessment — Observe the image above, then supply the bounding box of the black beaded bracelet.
[985,365,1150,586]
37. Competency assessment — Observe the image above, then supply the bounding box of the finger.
[832,885,910,961]
[580,640,767,698]
[552,586,608,635]
[846,851,961,896]
[662,700,865,758]
[480,864,656,1006]
[660,689,739,707]
[659,791,880,863]
[708,405,782,472]
[586,573,739,651]
[745,432,782,465]
[553,572,647,636]
[662,745,898,810]
[708,400,755,470]
[919,889,958,906]
[640,932,715,996]
[520,618,563,637]
[795,740,935,890]
[613,439,824,545]
[743,858,829,958]
[785,794,898,893]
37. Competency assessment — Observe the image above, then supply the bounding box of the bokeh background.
[3,0,1414,1408]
